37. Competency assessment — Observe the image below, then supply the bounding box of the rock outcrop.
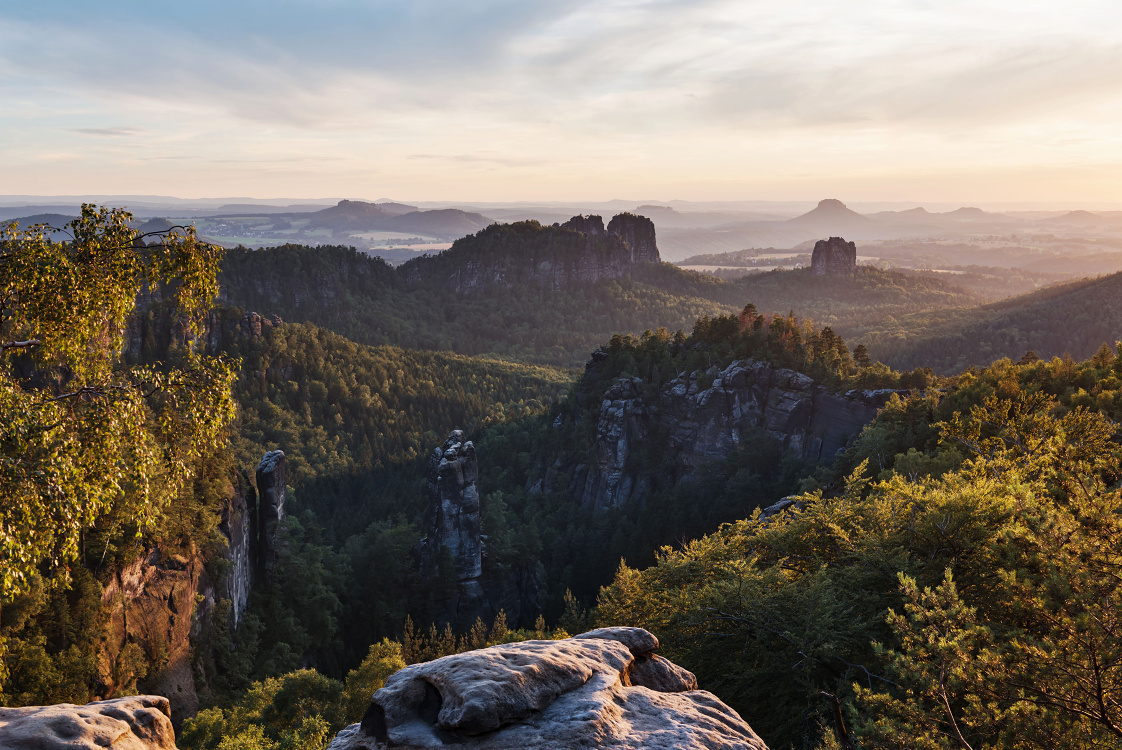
[539,355,890,510]
[256,450,287,578]
[220,471,256,629]
[607,213,660,264]
[418,431,482,585]
[560,214,605,235]
[399,214,661,294]
[416,432,539,630]
[810,236,857,275]
[94,453,283,724]
[328,627,767,750]
[0,695,177,750]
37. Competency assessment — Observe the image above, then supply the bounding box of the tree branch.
[1,339,40,351]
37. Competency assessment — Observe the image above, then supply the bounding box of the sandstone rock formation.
[810,236,857,275]
[0,695,177,750]
[327,627,767,750]
[415,432,539,629]
[256,450,286,577]
[399,213,661,294]
[536,355,891,510]
[99,548,211,726]
[418,431,482,583]
[560,214,605,235]
[91,453,282,723]
[607,212,660,264]
[220,470,256,629]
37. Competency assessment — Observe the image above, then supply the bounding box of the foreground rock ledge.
[0,695,177,750]
[328,626,768,750]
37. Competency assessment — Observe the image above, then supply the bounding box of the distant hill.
[0,213,79,240]
[861,271,1122,373]
[786,198,874,233]
[1039,210,1114,226]
[305,200,490,239]
[380,207,492,238]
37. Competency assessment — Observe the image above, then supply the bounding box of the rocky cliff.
[810,236,857,275]
[607,213,659,264]
[256,450,287,579]
[417,432,484,615]
[329,626,767,750]
[536,353,891,510]
[399,213,662,294]
[416,432,539,631]
[93,452,286,725]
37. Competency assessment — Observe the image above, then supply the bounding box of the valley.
[5,201,1122,750]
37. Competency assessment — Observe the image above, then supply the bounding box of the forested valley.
[5,208,1122,750]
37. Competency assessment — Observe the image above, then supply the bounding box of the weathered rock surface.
[415,432,539,630]
[220,471,256,629]
[99,549,211,726]
[91,454,279,724]
[418,431,482,583]
[810,236,857,275]
[607,212,660,264]
[0,695,177,750]
[327,627,766,750]
[541,356,892,510]
[256,450,286,577]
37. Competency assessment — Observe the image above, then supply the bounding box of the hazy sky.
[4,1,1122,203]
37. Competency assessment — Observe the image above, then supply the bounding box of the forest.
[4,208,1122,750]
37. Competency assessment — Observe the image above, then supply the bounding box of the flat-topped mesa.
[328,627,768,750]
[811,236,857,275]
[607,212,660,263]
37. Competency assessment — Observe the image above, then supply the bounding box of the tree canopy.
[0,205,236,601]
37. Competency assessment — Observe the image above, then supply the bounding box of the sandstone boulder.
[328,627,767,750]
[0,696,177,750]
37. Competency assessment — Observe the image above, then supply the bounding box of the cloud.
[4,0,1122,200]
[73,127,142,136]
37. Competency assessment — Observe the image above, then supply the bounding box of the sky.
[3,0,1122,204]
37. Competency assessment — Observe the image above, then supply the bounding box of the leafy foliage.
[597,351,1122,749]
[0,205,236,599]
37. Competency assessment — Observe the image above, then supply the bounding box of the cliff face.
[95,452,286,726]
[811,236,857,275]
[607,213,660,264]
[256,451,286,579]
[417,432,539,630]
[399,213,662,294]
[538,355,891,511]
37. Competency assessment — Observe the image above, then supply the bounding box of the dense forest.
[863,270,1122,373]
[218,240,989,368]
